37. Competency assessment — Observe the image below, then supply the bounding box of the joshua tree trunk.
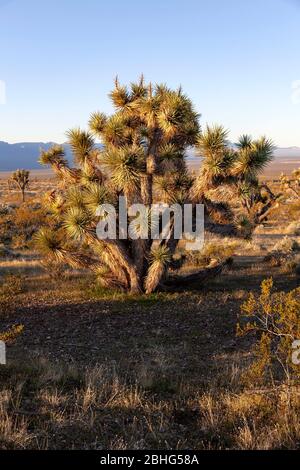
[141,132,159,207]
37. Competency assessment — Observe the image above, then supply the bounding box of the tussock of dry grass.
[1,359,300,450]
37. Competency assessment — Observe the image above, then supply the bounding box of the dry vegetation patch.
[0,177,300,449]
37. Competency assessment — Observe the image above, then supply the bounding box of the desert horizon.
[1,156,300,180]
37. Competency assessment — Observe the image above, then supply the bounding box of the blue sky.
[0,0,300,146]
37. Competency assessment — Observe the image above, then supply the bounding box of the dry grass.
[0,177,300,450]
[1,358,300,450]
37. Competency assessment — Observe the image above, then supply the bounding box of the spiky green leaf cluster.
[63,207,92,240]
[66,128,95,165]
[195,126,274,191]
[39,146,67,167]
[35,228,63,255]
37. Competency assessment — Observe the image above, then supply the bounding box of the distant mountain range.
[0,141,73,171]
[0,141,300,171]
[274,147,300,158]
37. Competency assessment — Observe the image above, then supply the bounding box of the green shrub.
[188,240,237,267]
[237,278,300,385]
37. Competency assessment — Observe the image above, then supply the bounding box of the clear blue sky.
[0,0,300,146]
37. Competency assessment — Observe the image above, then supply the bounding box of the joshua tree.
[280,168,300,199]
[36,78,277,293]
[37,78,202,293]
[191,126,280,234]
[11,169,30,202]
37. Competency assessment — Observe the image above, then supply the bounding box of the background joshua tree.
[36,78,277,294]
[191,126,281,235]
[11,169,30,202]
[280,168,300,199]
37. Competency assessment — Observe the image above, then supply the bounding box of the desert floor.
[0,176,300,450]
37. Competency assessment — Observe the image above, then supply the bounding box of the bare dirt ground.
[3,257,297,373]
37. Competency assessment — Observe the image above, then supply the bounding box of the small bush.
[272,236,300,254]
[11,204,48,247]
[237,278,300,385]
[0,204,49,248]
[285,221,300,236]
[283,260,298,274]
[188,240,237,267]
[0,324,24,344]
[264,236,300,267]
[0,274,25,314]
[264,251,291,267]
[13,204,43,228]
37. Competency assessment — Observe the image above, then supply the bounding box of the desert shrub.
[7,204,49,249]
[264,236,300,267]
[237,278,300,385]
[13,204,46,231]
[272,236,300,253]
[0,324,24,344]
[283,260,298,274]
[285,221,300,236]
[264,251,292,267]
[0,203,48,248]
[188,240,237,267]
[0,274,25,314]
